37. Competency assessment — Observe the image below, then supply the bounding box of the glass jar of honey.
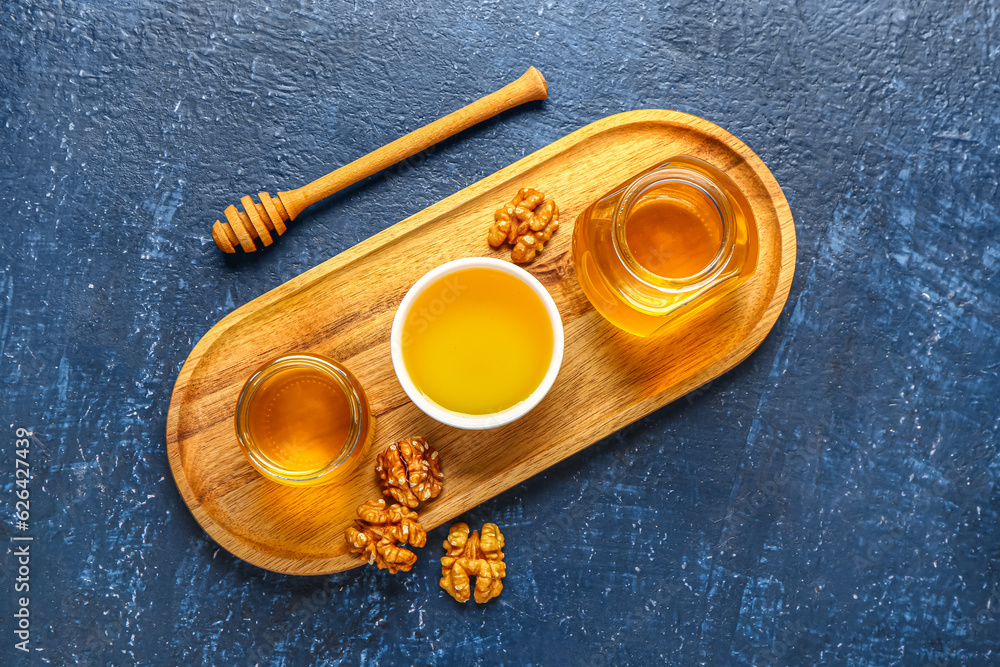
[572,155,758,336]
[235,353,374,486]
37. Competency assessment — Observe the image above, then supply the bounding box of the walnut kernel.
[487,188,559,264]
[375,437,443,509]
[439,522,506,603]
[345,499,427,573]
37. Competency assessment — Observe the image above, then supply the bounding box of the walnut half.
[488,188,560,264]
[375,437,443,509]
[345,499,427,573]
[439,522,506,603]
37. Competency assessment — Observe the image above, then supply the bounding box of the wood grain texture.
[167,110,797,575]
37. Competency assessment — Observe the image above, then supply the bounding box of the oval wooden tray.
[166,110,796,575]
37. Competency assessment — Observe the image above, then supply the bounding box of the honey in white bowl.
[401,266,553,416]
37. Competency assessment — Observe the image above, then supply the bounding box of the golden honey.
[572,155,758,336]
[235,354,373,486]
[401,267,553,415]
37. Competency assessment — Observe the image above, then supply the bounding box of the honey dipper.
[212,67,549,253]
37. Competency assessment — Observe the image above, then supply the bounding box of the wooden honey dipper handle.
[213,67,549,253]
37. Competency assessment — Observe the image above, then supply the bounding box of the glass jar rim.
[234,353,368,484]
[611,158,737,291]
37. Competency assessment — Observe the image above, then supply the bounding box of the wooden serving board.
[166,110,796,575]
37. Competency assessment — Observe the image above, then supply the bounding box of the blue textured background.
[2,1,999,665]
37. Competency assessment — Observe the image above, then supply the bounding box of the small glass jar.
[235,354,374,486]
[572,155,758,336]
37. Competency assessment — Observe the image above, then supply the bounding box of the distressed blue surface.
[1,1,999,665]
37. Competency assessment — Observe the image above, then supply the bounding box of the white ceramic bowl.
[390,257,564,430]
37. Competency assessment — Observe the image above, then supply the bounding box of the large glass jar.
[572,155,758,337]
